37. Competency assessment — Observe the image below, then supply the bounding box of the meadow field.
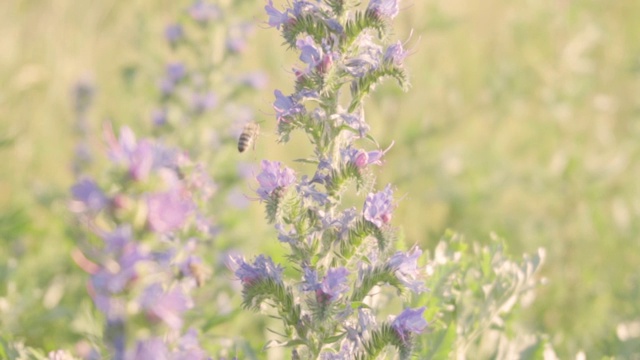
[1,0,639,358]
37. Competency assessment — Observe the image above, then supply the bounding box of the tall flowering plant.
[70,125,216,358]
[151,0,266,187]
[230,0,428,358]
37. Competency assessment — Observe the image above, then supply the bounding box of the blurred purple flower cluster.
[71,125,214,358]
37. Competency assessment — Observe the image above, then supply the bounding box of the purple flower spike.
[363,184,394,227]
[273,90,304,122]
[391,307,428,344]
[147,188,194,234]
[256,160,296,200]
[367,0,400,19]
[388,246,426,293]
[384,41,408,67]
[317,267,350,304]
[140,284,192,330]
[71,178,108,213]
[265,0,289,29]
[228,254,284,286]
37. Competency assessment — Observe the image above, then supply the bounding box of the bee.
[188,261,209,288]
[238,122,260,153]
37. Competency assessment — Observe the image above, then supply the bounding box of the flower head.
[297,36,323,73]
[317,267,350,304]
[130,338,169,360]
[140,284,192,330]
[191,91,218,114]
[71,178,108,213]
[363,184,394,227]
[104,125,161,181]
[384,41,408,67]
[388,246,425,293]
[391,307,428,344]
[256,160,296,200]
[164,23,184,45]
[344,34,382,77]
[273,90,304,122]
[174,328,209,359]
[367,0,400,19]
[147,188,194,234]
[228,254,284,286]
[332,109,370,138]
[91,244,146,295]
[265,0,289,29]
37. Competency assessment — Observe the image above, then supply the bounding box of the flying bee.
[188,261,209,288]
[238,122,260,153]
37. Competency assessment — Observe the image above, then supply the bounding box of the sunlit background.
[1,0,640,357]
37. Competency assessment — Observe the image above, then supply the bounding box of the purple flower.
[344,34,382,78]
[104,126,158,181]
[174,328,209,360]
[191,91,218,114]
[128,140,156,180]
[71,178,108,213]
[102,226,133,253]
[363,184,394,227]
[297,178,328,206]
[332,109,370,138]
[147,188,194,234]
[273,90,304,122]
[265,0,289,29]
[297,36,323,73]
[130,338,169,360]
[276,223,299,244]
[388,246,425,293]
[164,23,184,45]
[367,0,399,19]
[91,244,146,299]
[159,63,186,97]
[256,160,296,200]
[140,284,192,330]
[384,41,408,67]
[343,142,394,169]
[160,78,176,96]
[228,254,283,286]
[151,108,168,126]
[317,267,350,304]
[391,307,428,344]
[302,267,320,291]
[166,62,187,83]
[188,1,221,23]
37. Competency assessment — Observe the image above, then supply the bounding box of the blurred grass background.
[1,0,639,357]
